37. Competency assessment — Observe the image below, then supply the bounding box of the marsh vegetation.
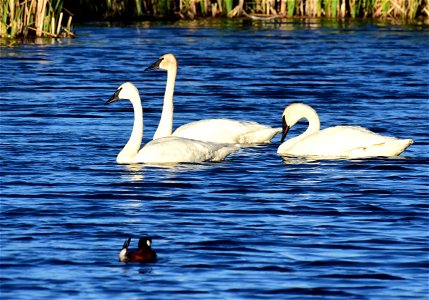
[1,0,427,38]
[1,0,74,38]
[68,0,428,20]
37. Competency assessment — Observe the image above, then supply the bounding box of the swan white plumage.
[277,103,413,158]
[145,53,281,144]
[105,82,239,164]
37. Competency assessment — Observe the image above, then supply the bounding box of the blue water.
[1,19,428,299]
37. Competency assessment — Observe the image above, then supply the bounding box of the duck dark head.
[138,237,152,249]
[119,236,157,263]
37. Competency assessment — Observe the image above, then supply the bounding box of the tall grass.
[74,0,427,20]
[287,0,296,17]
[3,0,425,38]
[225,0,233,15]
[1,0,74,38]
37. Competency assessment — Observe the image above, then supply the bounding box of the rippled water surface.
[1,20,428,299]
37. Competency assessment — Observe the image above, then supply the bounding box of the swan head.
[105,82,139,105]
[281,103,319,142]
[145,53,178,72]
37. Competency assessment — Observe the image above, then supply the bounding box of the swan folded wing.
[136,136,239,163]
[239,127,282,144]
[173,119,280,144]
[347,137,413,157]
[284,126,412,158]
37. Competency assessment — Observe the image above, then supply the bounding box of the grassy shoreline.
[1,0,428,39]
[64,0,429,21]
[1,0,74,38]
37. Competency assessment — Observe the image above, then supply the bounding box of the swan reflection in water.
[122,162,216,182]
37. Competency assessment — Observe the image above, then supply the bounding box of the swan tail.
[212,145,240,161]
[348,138,413,157]
[388,138,413,156]
[239,128,282,144]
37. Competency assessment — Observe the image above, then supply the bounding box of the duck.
[105,82,239,164]
[144,53,281,144]
[277,103,413,158]
[119,237,157,263]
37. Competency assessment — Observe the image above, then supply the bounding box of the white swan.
[277,103,413,158]
[145,53,281,144]
[105,82,239,164]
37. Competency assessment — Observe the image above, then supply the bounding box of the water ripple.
[1,21,428,300]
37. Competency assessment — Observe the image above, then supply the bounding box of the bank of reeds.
[72,0,427,20]
[2,0,427,38]
[1,0,74,38]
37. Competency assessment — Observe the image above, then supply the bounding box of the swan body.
[145,53,281,144]
[172,119,280,144]
[277,103,413,158]
[133,136,239,163]
[105,82,239,164]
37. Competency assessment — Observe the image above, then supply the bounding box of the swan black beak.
[105,87,122,105]
[281,115,290,143]
[144,57,164,71]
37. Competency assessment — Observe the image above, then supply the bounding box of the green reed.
[200,0,206,15]
[1,0,74,38]
[224,0,233,15]
[86,0,427,20]
[4,0,425,39]
[351,0,361,17]
[135,0,143,16]
[287,0,296,17]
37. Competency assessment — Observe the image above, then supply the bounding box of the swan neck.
[301,107,320,137]
[153,65,176,139]
[118,94,143,163]
[278,105,321,154]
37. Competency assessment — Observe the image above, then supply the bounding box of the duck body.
[277,103,413,159]
[119,237,157,263]
[145,53,280,145]
[172,119,281,144]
